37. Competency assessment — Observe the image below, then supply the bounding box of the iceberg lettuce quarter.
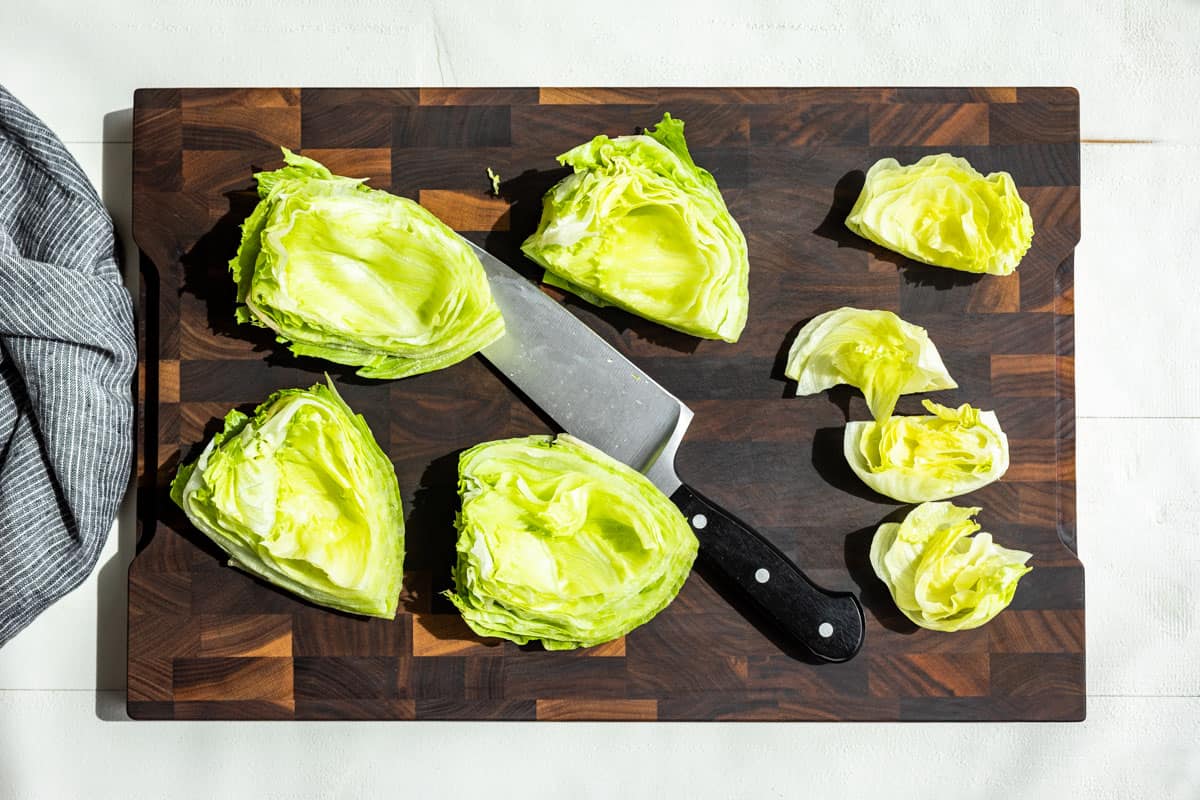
[232,148,504,379]
[170,379,405,618]
[447,434,699,650]
[520,113,749,342]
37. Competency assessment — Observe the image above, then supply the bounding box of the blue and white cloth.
[0,85,136,646]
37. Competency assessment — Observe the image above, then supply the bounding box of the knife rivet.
[691,514,708,530]
[818,622,834,638]
[754,568,770,583]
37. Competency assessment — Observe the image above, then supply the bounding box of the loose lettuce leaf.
[845,153,1034,276]
[447,434,699,650]
[232,148,504,379]
[845,400,1009,502]
[784,307,956,421]
[170,378,405,618]
[870,502,1031,632]
[520,113,749,342]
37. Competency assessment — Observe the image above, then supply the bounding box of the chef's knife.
[471,242,865,663]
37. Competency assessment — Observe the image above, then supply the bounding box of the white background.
[2,1,1199,797]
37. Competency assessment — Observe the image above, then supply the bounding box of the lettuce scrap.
[845,399,1009,502]
[870,502,1031,632]
[845,153,1034,276]
[784,307,957,422]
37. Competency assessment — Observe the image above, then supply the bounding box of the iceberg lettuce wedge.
[521,113,749,342]
[447,434,699,650]
[232,148,504,379]
[170,379,405,618]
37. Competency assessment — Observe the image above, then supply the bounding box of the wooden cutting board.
[129,87,1083,721]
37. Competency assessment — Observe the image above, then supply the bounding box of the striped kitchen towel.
[0,85,136,646]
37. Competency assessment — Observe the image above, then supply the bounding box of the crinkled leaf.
[845,399,1009,502]
[521,113,749,342]
[171,378,405,618]
[446,434,699,650]
[869,502,1031,632]
[845,153,1034,276]
[784,307,956,421]
[231,148,504,379]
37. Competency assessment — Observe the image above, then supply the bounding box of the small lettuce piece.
[845,153,1034,276]
[520,113,749,342]
[486,167,501,195]
[784,307,956,422]
[845,400,1009,502]
[870,502,1031,632]
[232,148,504,379]
[447,434,699,650]
[170,378,405,618]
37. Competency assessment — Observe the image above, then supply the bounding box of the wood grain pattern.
[418,190,511,231]
[130,87,1083,721]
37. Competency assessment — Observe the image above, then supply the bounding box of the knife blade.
[472,241,865,663]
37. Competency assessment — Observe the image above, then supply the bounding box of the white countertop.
[2,1,1198,797]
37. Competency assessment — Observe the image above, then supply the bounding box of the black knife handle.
[670,483,865,663]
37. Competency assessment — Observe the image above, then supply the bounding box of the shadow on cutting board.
[484,167,700,356]
[770,317,806,399]
[179,186,264,340]
[400,449,504,651]
[843,508,919,635]
[178,182,377,386]
[691,562,831,666]
[810,426,896,505]
[402,448,465,616]
[94,107,135,721]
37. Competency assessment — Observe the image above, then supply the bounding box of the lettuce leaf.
[784,307,957,421]
[446,434,698,650]
[232,148,505,379]
[845,399,1009,502]
[870,502,1031,632]
[845,153,1034,276]
[520,113,749,342]
[170,378,405,618]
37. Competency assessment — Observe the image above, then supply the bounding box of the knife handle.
[670,483,865,663]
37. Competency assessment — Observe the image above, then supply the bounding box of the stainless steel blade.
[470,241,691,495]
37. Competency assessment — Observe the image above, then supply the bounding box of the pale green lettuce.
[170,379,405,618]
[520,113,749,342]
[845,153,1034,276]
[870,502,1031,632]
[845,400,1009,502]
[447,434,699,650]
[784,307,956,422]
[232,148,504,379]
